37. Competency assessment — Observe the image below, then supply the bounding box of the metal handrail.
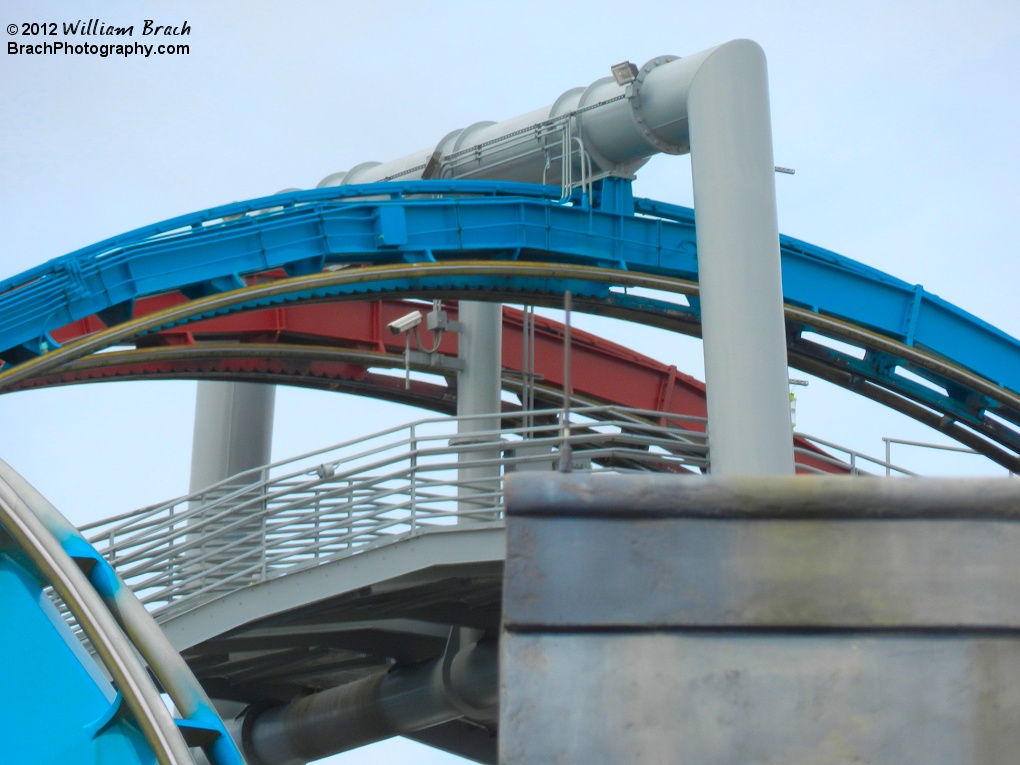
[796,432,917,477]
[84,405,709,616]
[82,406,925,621]
[83,404,708,537]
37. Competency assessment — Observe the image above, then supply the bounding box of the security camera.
[388,311,423,334]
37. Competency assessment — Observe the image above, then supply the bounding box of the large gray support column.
[681,40,794,475]
[189,381,276,493]
[456,301,503,521]
[188,381,276,588]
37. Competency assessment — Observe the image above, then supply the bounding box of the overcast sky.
[3,1,1019,762]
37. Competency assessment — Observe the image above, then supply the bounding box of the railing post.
[409,424,418,530]
[314,492,325,559]
[260,514,268,582]
[346,480,353,549]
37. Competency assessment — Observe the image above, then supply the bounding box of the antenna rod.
[559,291,573,473]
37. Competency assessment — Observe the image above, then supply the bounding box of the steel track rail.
[2,261,1017,468]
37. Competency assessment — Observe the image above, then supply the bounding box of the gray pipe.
[318,42,794,476]
[236,639,498,765]
[316,55,692,189]
[681,41,793,475]
[188,380,277,589]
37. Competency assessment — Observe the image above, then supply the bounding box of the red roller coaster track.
[23,287,842,474]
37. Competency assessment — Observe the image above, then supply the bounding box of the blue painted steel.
[0,178,1017,417]
[632,196,1020,393]
[0,549,156,764]
[62,533,124,598]
[55,515,245,765]
[0,461,247,765]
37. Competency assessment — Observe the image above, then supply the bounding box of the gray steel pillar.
[456,301,503,522]
[681,40,794,475]
[188,381,276,588]
[189,381,276,493]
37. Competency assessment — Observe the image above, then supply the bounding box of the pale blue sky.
[2,1,1019,762]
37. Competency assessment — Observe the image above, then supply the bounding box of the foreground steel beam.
[232,639,497,765]
[0,459,246,765]
[503,473,1020,764]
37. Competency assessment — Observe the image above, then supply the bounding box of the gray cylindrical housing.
[238,640,498,765]
[315,58,695,188]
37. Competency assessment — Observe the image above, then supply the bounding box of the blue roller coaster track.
[0,179,1017,469]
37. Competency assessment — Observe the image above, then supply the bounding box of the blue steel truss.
[0,179,1018,459]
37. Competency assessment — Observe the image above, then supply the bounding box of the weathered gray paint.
[506,516,1020,629]
[502,473,1020,764]
[502,633,1020,765]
